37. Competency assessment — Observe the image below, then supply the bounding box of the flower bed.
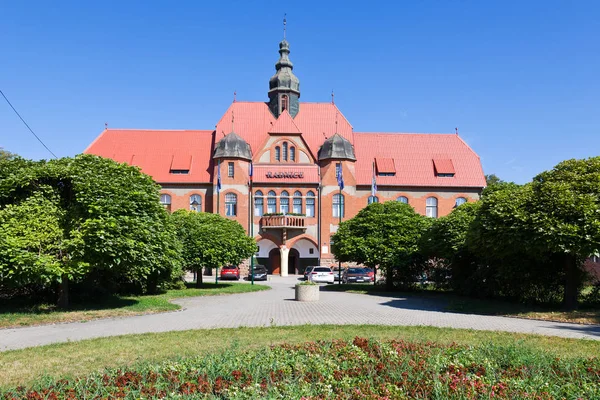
[2,337,599,399]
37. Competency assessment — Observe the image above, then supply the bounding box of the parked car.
[220,265,240,280]
[332,266,346,281]
[303,266,315,280]
[308,266,335,284]
[342,267,372,283]
[247,265,268,281]
[365,267,375,280]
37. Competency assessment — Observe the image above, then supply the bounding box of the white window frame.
[254,190,264,216]
[332,193,345,218]
[225,193,237,217]
[306,191,315,217]
[280,190,290,214]
[189,194,202,212]
[426,197,438,218]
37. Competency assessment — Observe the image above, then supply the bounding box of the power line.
[0,89,57,158]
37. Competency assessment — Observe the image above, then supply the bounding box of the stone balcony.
[260,215,306,230]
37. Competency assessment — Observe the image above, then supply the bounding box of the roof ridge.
[354,132,457,136]
[105,128,214,133]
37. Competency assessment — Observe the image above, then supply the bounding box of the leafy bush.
[3,338,599,399]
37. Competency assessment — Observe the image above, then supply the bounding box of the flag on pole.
[249,162,253,180]
[216,161,222,193]
[337,165,344,190]
[371,161,377,196]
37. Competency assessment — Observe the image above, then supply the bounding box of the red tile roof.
[84,129,214,183]
[269,109,301,134]
[354,133,485,188]
[432,158,455,174]
[375,157,396,174]
[252,164,320,184]
[216,102,353,159]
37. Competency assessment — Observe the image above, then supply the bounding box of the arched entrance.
[268,248,281,275]
[288,248,300,275]
[291,238,319,275]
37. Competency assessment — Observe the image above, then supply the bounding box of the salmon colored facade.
[85,35,486,276]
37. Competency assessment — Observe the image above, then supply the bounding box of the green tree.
[527,157,600,309]
[484,173,504,186]
[170,210,256,287]
[0,154,182,307]
[332,201,430,289]
[419,202,480,291]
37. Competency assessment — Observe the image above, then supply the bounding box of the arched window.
[267,190,277,214]
[333,193,345,218]
[290,146,296,162]
[275,146,281,161]
[368,196,379,205]
[282,142,288,161]
[254,190,264,216]
[225,193,237,217]
[160,194,171,212]
[397,196,409,204]
[426,197,438,218]
[306,191,315,217]
[293,190,302,214]
[281,95,288,112]
[189,194,202,212]
[280,190,290,214]
[455,197,467,207]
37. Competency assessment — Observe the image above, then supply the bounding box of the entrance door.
[288,248,300,275]
[268,248,281,275]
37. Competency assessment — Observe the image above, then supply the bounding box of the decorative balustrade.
[260,215,306,229]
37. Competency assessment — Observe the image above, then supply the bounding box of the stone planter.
[295,284,319,302]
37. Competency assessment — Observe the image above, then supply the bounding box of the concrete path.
[1,276,599,351]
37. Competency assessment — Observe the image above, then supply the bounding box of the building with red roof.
[85,34,485,277]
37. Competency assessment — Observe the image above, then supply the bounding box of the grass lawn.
[1,325,600,390]
[0,282,269,329]
[324,284,600,324]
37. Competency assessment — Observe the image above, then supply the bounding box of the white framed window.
[306,191,315,217]
[275,146,281,161]
[282,142,288,161]
[397,196,409,204]
[293,190,302,214]
[254,190,264,216]
[333,193,345,218]
[225,193,237,217]
[426,197,438,218]
[455,197,467,207]
[267,190,277,214]
[160,194,172,212]
[335,162,342,178]
[368,196,379,204]
[189,194,202,212]
[290,146,296,162]
[227,162,234,178]
[280,190,290,214]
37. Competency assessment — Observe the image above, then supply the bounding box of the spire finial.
[104,122,108,130]
[331,90,335,104]
[455,127,459,135]
[233,90,237,103]
[231,109,235,133]
[283,14,287,39]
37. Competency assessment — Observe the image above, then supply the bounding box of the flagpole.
[337,164,343,284]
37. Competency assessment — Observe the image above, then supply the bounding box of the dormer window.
[170,169,189,174]
[275,146,281,161]
[290,146,296,161]
[282,142,288,161]
[281,95,288,112]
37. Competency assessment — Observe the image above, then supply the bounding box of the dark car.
[248,265,268,281]
[303,266,315,280]
[342,267,373,283]
[220,265,240,280]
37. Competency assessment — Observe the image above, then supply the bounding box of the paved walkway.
[1,276,599,351]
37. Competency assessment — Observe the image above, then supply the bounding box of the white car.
[308,266,335,284]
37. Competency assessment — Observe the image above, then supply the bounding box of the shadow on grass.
[321,284,600,324]
[0,295,140,316]
[183,282,237,290]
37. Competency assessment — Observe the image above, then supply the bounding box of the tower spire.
[283,14,287,39]
[268,18,300,118]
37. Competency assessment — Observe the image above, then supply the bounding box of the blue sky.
[1,1,598,184]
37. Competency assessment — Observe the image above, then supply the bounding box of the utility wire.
[0,89,57,158]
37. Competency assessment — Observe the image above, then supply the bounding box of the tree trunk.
[563,254,578,311]
[196,269,203,288]
[385,267,393,291]
[57,274,70,309]
[373,266,377,285]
